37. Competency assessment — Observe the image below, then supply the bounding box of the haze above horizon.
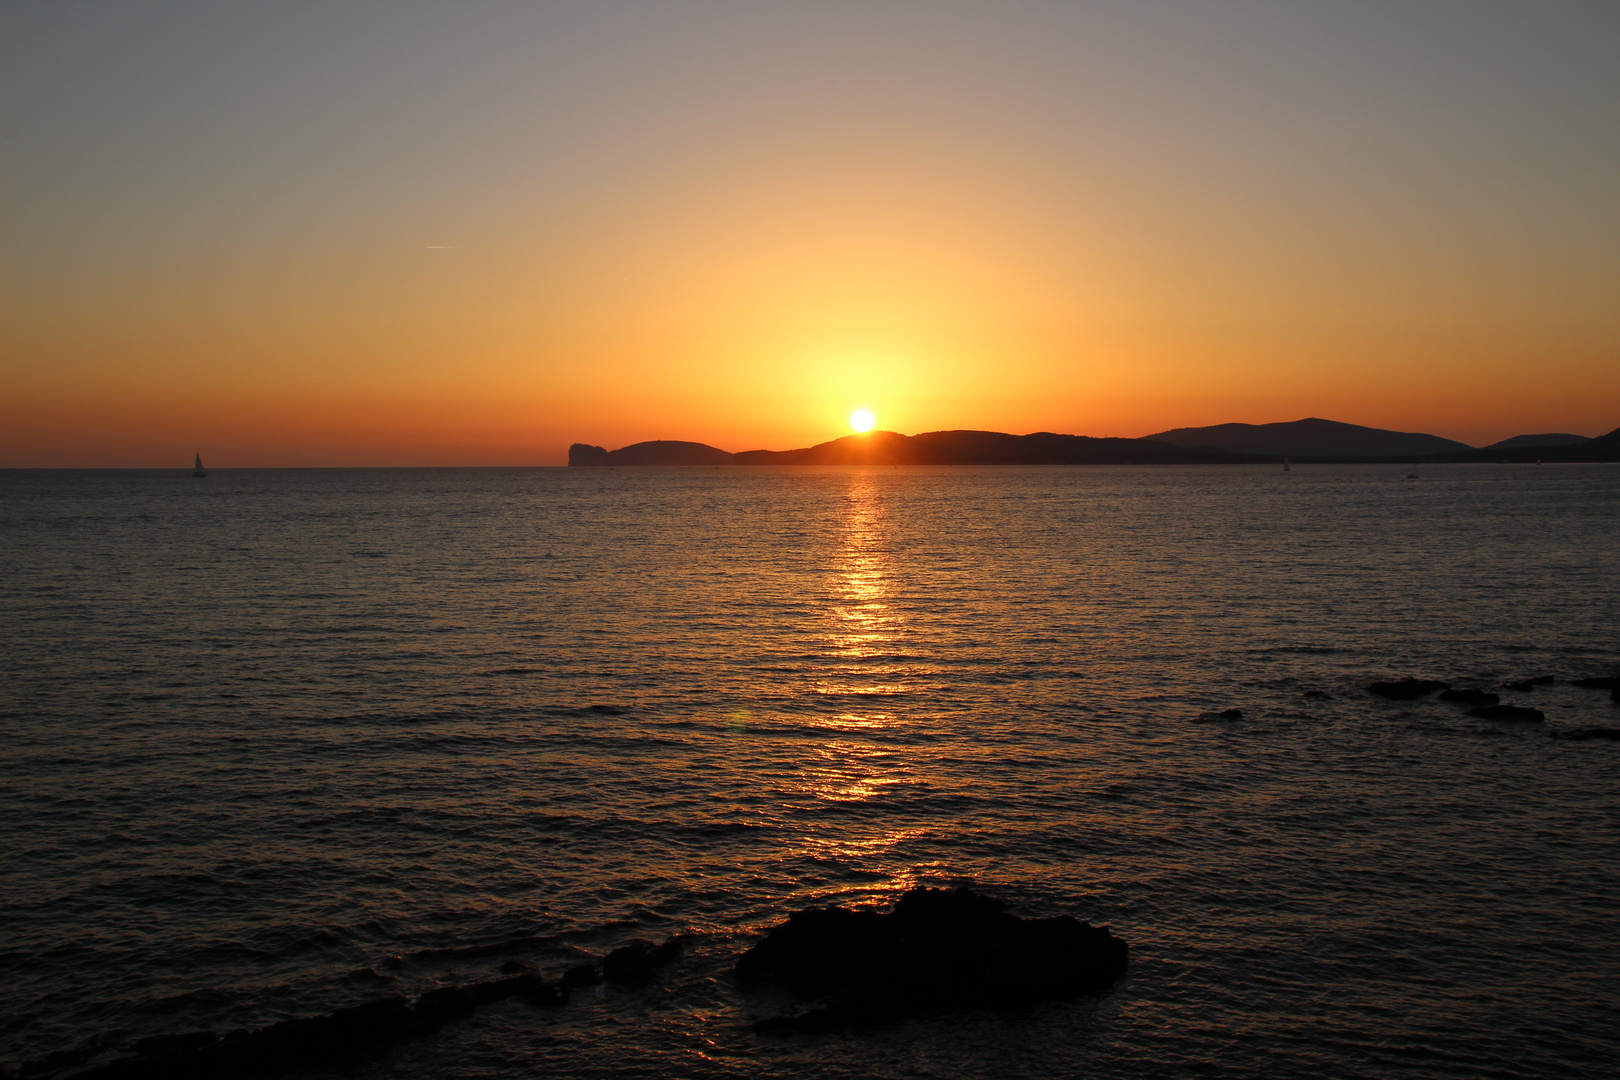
[4,1,1618,467]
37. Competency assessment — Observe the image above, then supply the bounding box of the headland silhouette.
[571,417,1620,466]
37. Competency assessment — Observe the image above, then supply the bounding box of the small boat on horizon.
[1282,457,1291,472]
[193,453,207,478]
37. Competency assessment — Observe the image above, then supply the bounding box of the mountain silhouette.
[1142,417,1471,457]
[570,421,1620,466]
[1481,433,1591,450]
[570,430,1257,467]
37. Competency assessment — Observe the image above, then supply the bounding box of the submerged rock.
[1303,690,1331,700]
[1468,705,1546,722]
[1503,676,1555,692]
[1571,676,1620,690]
[1367,678,1450,700]
[561,962,602,988]
[1438,688,1500,706]
[602,938,683,981]
[1552,727,1620,741]
[738,886,1128,1033]
[1193,708,1243,722]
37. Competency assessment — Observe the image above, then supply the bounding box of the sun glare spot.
[849,409,875,433]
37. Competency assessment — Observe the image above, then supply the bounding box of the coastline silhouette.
[571,418,1620,467]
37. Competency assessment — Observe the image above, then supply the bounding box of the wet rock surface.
[1367,679,1450,699]
[1469,705,1546,722]
[737,887,1128,1033]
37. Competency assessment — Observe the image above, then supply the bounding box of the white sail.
[193,453,207,477]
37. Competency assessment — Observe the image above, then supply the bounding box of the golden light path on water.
[797,471,927,859]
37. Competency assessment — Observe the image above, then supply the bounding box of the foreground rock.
[1367,678,1450,700]
[737,887,1128,1033]
[50,972,564,1079]
[1469,705,1546,722]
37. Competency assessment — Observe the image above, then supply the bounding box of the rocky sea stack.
[737,887,1128,1033]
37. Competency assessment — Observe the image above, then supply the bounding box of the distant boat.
[192,453,207,478]
[1282,457,1291,472]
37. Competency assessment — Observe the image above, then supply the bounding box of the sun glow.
[849,409,876,433]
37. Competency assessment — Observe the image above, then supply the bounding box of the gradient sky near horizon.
[4,1,1618,465]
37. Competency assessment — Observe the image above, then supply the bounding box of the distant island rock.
[569,421,1620,466]
[1142,417,1471,458]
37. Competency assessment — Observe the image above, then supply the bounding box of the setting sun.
[849,409,876,434]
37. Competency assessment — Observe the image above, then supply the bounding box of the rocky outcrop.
[738,887,1128,1033]
[1367,678,1450,700]
[567,442,611,466]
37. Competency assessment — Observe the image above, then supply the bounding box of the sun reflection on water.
[789,472,926,859]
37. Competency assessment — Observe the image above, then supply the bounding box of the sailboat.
[1282,457,1291,472]
[192,453,207,478]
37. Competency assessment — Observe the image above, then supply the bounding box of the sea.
[2,463,1617,1079]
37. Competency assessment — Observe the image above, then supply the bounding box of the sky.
[3,1,1618,465]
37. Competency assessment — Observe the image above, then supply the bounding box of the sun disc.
[849,409,875,433]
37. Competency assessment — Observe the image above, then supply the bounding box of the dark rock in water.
[1438,688,1500,706]
[1192,708,1243,722]
[1614,689,1620,704]
[343,966,394,985]
[413,984,480,1028]
[738,887,1128,1033]
[1552,727,1620,741]
[1303,690,1331,699]
[498,960,535,975]
[214,995,419,1076]
[67,974,563,1079]
[1468,705,1545,722]
[129,1031,218,1058]
[1503,676,1554,691]
[1367,678,1450,700]
[602,938,683,981]
[1570,676,1620,690]
[561,962,602,988]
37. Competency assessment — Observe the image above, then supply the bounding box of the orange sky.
[4,2,1618,465]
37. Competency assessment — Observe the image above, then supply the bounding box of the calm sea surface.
[2,464,1618,1078]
